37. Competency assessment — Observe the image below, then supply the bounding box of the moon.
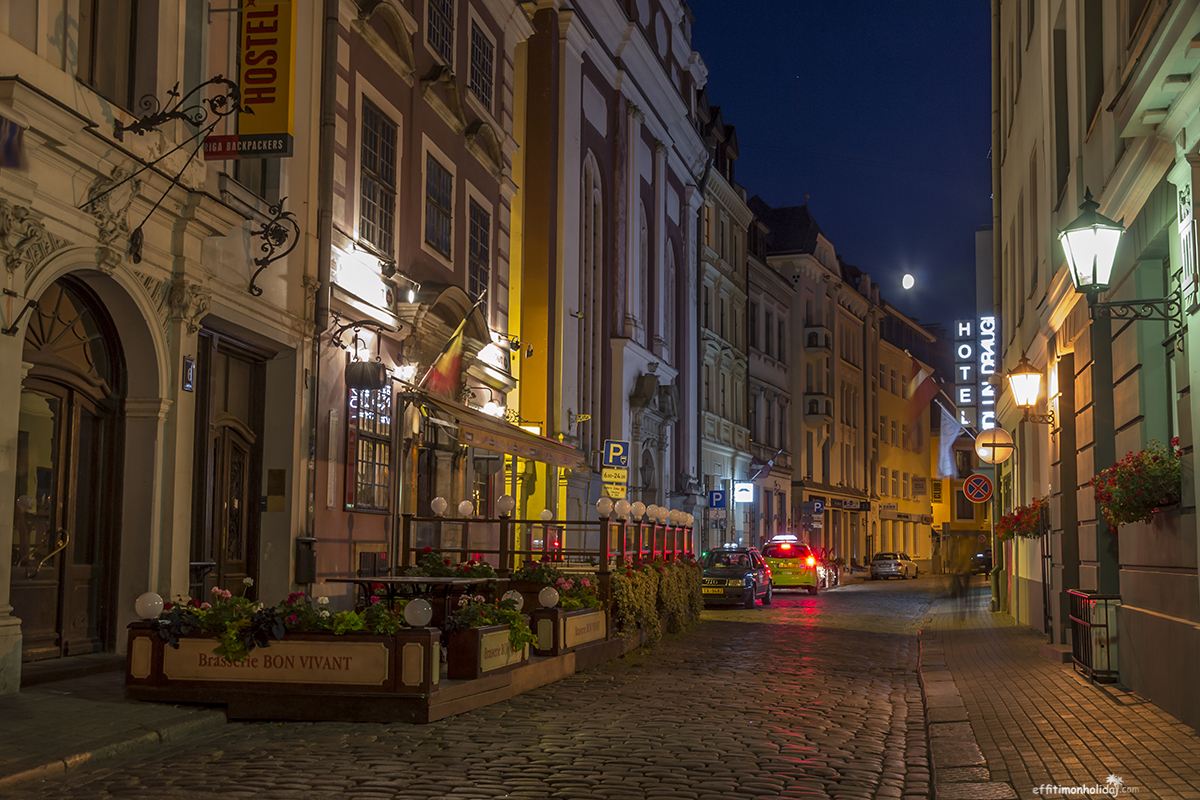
[902,274,915,290]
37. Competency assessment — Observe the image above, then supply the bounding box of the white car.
[869,552,918,580]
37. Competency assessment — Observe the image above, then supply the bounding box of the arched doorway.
[11,277,125,660]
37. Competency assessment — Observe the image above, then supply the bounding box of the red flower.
[422,546,433,554]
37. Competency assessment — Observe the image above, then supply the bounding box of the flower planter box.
[506,578,551,612]
[446,624,529,680]
[124,623,441,721]
[529,608,607,657]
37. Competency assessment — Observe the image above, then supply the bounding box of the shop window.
[346,383,393,510]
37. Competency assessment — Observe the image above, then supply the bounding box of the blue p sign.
[709,490,726,508]
[602,439,630,468]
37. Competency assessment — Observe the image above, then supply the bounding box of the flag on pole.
[419,316,468,399]
[907,356,938,449]
[937,404,966,478]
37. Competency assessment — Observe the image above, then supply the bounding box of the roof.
[747,195,825,256]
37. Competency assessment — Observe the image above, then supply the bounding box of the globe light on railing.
[614,499,631,520]
[631,501,646,521]
[1006,354,1043,410]
[1058,188,1125,295]
[403,598,433,627]
[496,494,516,516]
[538,586,560,608]
[660,507,670,524]
[596,497,614,517]
[668,509,682,525]
[501,590,525,611]
[540,508,554,522]
[431,496,448,516]
[686,514,694,527]
[646,504,660,522]
[458,499,475,517]
[135,591,164,619]
[975,427,1015,465]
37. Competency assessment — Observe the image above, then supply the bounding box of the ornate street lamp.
[1060,187,1182,334]
[1006,354,1054,425]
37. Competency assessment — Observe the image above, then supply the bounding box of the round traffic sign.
[963,474,994,504]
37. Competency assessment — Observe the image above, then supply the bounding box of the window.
[360,101,398,256]
[425,153,453,258]
[748,393,757,440]
[891,421,898,446]
[880,414,887,433]
[346,384,393,510]
[891,470,899,497]
[901,424,908,449]
[720,374,727,417]
[778,320,786,361]
[890,369,898,394]
[880,467,889,496]
[468,199,490,301]
[704,204,712,248]
[704,287,712,329]
[765,401,774,448]
[902,473,909,499]
[954,449,973,478]
[468,22,494,111]
[719,298,726,340]
[955,490,975,522]
[764,310,773,357]
[749,302,758,349]
[778,403,786,447]
[77,0,157,110]
[879,364,887,388]
[427,0,454,64]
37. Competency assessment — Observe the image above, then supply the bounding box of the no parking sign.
[963,474,993,504]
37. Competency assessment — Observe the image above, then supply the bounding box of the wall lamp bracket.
[1088,288,1183,349]
[1022,408,1056,426]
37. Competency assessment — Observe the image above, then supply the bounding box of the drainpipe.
[989,0,1003,612]
[694,147,714,548]
[301,0,339,579]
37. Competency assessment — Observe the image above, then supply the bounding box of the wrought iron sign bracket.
[329,314,393,351]
[248,198,299,296]
[1,289,36,336]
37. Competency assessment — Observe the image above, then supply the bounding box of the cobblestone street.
[9,578,938,800]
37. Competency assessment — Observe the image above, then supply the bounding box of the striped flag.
[907,356,938,449]
[419,317,468,399]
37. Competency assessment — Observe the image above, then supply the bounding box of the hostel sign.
[953,316,999,429]
[204,0,296,159]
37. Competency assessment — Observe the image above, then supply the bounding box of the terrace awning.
[422,397,588,472]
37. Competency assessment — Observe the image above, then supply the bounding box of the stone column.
[119,397,173,639]
[1075,317,1119,594]
[0,356,34,694]
[652,140,668,359]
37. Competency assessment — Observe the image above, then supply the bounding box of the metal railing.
[398,514,695,579]
[1068,589,1121,683]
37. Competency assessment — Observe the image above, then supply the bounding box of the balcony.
[803,325,833,358]
[803,393,833,425]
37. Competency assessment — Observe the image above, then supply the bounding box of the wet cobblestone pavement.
[10,577,938,800]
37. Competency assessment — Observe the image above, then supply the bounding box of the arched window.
[580,153,604,455]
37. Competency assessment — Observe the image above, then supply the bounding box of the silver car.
[870,552,918,580]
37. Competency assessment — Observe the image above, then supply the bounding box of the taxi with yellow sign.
[761,535,820,595]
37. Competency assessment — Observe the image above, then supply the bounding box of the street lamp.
[1006,354,1054,425]
[1060,187,1182,334]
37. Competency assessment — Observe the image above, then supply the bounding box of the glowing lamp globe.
[540,508,554,521]
[975,427,1015,465]
[497,494,517,515]
[135,591,164,619]
[614,499,631,520]
[596,497,614,517]
[1006,354,1043,409]
[631,502,646,521]
[501,590,525,611]
[430,496,448,516]
[538,586,560,608]
[458,500,475,517]
[1059,188,1124,294]
[403,598,433,627]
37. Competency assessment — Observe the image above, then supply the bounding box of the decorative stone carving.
[302,275,320,334]
[136,270,172,333]
[83,167,141,274]
[0,200,70,275]
[167,280,210,335]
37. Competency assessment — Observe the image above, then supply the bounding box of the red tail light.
[806,556,816,567]
[781,543,791,550]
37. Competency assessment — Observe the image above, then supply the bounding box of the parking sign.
[709,490,726,508]
[602,439,629,468]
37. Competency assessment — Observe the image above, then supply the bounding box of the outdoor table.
[324,576,500,621]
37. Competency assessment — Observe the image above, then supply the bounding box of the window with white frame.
[880,467,889,496]
[468,198,490,301]
[360,101,398,256]
[425,152,453,258]
[427,0,454,64]
[468,21,494,112]
[346,383,393,510]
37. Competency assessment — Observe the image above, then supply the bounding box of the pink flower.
[369,595,381,605]
[200,602,212,610]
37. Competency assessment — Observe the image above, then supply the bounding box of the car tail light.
[781,543,791,550]
[806,556,816,567]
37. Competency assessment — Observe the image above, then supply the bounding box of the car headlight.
[742,576,753,586]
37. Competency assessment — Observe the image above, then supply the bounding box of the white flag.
[937,405,965,479]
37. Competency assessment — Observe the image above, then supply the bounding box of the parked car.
[869,552,918,580]
[761,536,820,595]
[970,550,993,575]
[700,546,773,607]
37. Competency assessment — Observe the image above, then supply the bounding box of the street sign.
[921,515,934,525]
[601,483,627,499]
[801,500,825,516]
[912,477,927,496]
[978,533,988,543]
[733,481,754,502]
[601,467,628,483]
[880,502,898,511]
[964,474,994,504]
[709,490,726,508]
[602,439,630,468]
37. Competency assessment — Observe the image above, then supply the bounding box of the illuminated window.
[346,383,393,510]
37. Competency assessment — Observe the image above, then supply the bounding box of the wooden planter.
[125,623,441,722]
[505,579,551,612]
[446,624,529,680]
[529,608,608,657]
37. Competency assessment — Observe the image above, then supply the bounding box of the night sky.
[687,1,992,333]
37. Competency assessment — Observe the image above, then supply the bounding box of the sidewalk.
[921,581,1200,799]
[0,666,224,790]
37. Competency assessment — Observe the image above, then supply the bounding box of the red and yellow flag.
[420,318,467,399]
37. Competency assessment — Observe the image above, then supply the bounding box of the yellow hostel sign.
[209,0,295,159]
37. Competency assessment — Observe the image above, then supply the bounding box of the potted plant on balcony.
[443,595,535,680]
[529,575,607,657]
[995,496,1049,542]
[1091,438,1182,530]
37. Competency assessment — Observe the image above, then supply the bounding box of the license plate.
[702,587,723,595]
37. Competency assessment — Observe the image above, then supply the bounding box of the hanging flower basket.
[1091,438,1182,530]
[995,496,1049,542]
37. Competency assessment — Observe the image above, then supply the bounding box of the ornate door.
[11,279,122,661]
